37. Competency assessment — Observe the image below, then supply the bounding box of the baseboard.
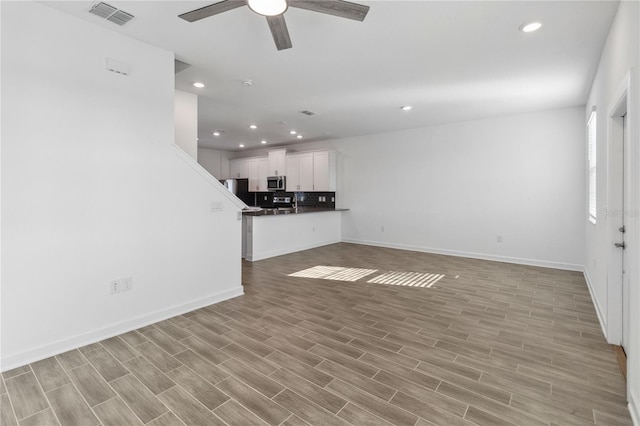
[247,238,341,262]
[1,286,244,372]
[630,389,640,426]
[341,239,584,271]
[583,269,608,339]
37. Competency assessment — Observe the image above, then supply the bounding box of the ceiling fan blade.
[289,0,369,21]
[267,15,292,50]
[179,0,246,22]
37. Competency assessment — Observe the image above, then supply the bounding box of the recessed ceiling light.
[213,131,221,136]
[249,124,257,129]
[296,135,303,139]
[290,130,297,135]
[239,144,245,148]
[520,22,543,33]
[401,106,413,111]
[261,140,267,144]
[193,82,205,88]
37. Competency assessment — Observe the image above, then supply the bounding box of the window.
[587,108,597,223]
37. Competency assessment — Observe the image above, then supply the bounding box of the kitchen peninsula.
[243,207,346,261]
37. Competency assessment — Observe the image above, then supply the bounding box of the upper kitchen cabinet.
[229,158,249,178]
[268,149,287,176]
[286,150,336,192]
[248,157,268,192]
[286,152,314,191]
[312,150,337,191]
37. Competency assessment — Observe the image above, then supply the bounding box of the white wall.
[238,107,586,270]
[198,148,230,179]
[584,1,640,423]
[0,2,244,370]
[175,90,198,160]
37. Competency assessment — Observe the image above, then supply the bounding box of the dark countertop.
[242,207,348,217]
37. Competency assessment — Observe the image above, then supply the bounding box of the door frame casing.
[606,69,634,347]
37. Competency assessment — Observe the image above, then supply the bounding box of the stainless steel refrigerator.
[220,178,254,205]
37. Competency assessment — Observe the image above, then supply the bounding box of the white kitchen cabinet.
[248,157,268,192]
[286,152,314,191]
[312,150,337,191]
[229,158,249,178]
[286,150,336,191]
[268,149,287,176]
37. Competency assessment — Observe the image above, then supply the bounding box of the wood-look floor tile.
[173,350,229,384]
[184,324,231,349]
[154,319,192,341]
[280,414,311,426]
[302,331,364,359]
[316,360,395,401]
[2,367,31,381]
[54,350,86,371]
[78,343,103,354]
[146,411,186,426]
[216,377,291,426]
[360,353,440,391]
[264,336,322,366]
[157,386,226,425]
[336,402,394,425]
[110,375,168,423]
[141,328,186,356]
[273,389,349,426]
[46,383,99,426]
[19,408,59,426]
[83,347,128,382]
[67,364,114,406]
[122,356,175,395]
[270,368,347,414]
[326,379,417,426]
[5,372,49,420]
[101,336,139,362]
[165,366,229,410]
[0,393,18,426]
[118,330,149,347]
[308,345,379,378]
[93,397,143,426]
[225,330,276,357]
[390,391,474,426]
[219,343,278,376]
[349,339,418,368]
[464,405,517,426]
[30,357,70,392]
[265,350,333,387]
[593,408,634,426]
[214,400,269,426]
[135,342,182,372]
[179,336,229,365]
[219,358,283,398]
[1,376,6,394]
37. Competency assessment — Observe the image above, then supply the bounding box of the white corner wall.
[175,90,198,160]
[584,1,640,423]
[198,148,231,180]
[1,2,244,370]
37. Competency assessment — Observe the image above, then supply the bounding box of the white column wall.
[1,2,243,369]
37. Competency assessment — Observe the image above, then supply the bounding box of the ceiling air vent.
[89,2,134,26]
[300,110,316,116]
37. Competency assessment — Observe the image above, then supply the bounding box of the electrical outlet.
[123,277,133,292]
[110,280,121,294]
[497,235,503,243]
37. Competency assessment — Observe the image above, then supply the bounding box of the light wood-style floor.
[1,243,632,425]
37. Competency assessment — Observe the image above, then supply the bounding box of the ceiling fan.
[178,0,370,50]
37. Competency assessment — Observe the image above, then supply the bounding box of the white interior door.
[621,113,629,348]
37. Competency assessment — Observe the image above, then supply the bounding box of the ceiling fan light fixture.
[247,0,287,17]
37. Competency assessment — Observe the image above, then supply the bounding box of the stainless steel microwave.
[267,176,286,191]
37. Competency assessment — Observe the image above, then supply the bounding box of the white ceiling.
[45,1,619,151]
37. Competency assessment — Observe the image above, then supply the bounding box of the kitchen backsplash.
[253,192,336,208]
